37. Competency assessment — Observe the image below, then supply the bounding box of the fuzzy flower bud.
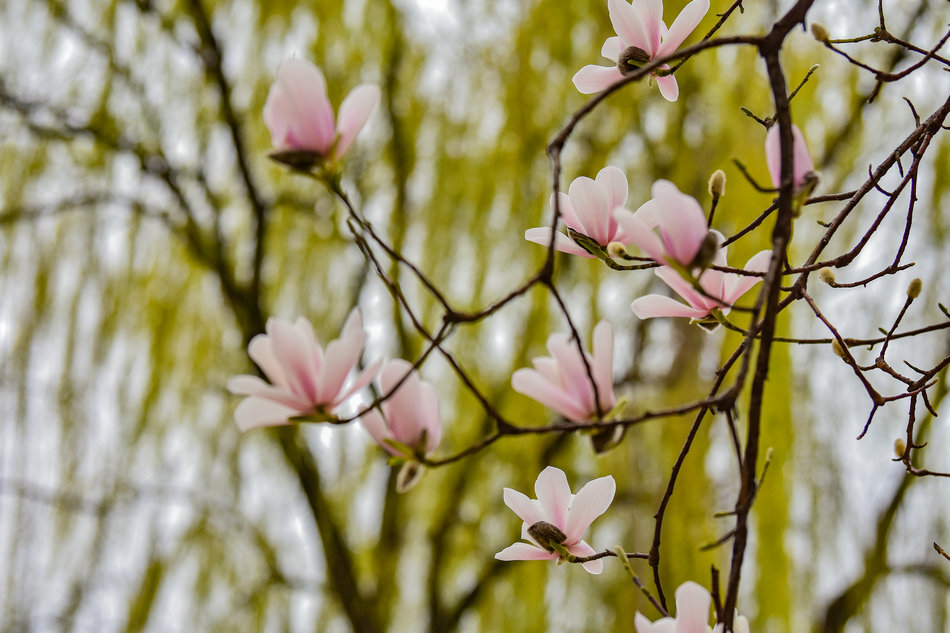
[894,438,907,458]
[708,169,727,198]
[811,23,831,44]
[607,241,629,260]
[527,521,568,553]
[819,267,836,286]
[907,278,922,299]
[832,339,847,359]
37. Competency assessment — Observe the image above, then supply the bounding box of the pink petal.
[564,475,616,543]
[765,124,813,188]
[608,0,653,55]
[595,166,628,239]
[268,318,319,401]
[567,540,603,574]
[263,58,336,154]
[573,64,624,94]
[724,250,772,304]
[233,397,299,432]
[511,368,591,422]
[418,381,442,454]
[568,176,610,245]
[379,360,424,445]
[631,294,710,319]
[764,124,781,189]
[524,227,594,258]
[591,321,616,411]
[615,211,667,264]
[656,0,709,57]
[601,36,623,62]
[494,543,559,562]
[360,409,397,455]
[317,316,366,405]
[334,357,383,407]
[638,0,664,55]
[502,488,547,526]
[792,124,815,186]
[634,613,677,633]
[534,466,573,529]
[657,266,716,309]
[655,72,679,102]
[227,375,312,410]
[247,333,288,388]
[673,581,712,632]
[652,180,708,266]
[334,83,380,159]
[553,191,583,232]
[546,334,595,414]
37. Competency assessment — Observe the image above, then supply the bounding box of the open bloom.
[227,310,382,431]
[631,242,772,323]
[635,581,751,633]
[525,166,633,258]
[360,359,441,459]
[615,179,714,268]
[496,466,616,574]
[573,0,710,101]
[512,321,616,422]
[264,57,380,161]
[765,123,815,190]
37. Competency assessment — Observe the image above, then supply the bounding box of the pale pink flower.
[263,57,380,160]
[614,179,712,268]
[525,166,633,258]
[631,245,772,322]
[635,581,751,633]
[573,0,710,102]
[495,466,616,574]
[765,123,815,190]
[360,359,441,458]
[227,310,381,431]
[512,321,616,422]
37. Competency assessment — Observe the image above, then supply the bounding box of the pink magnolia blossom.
[634,581,750,633]
[615,179,713,268]
[495,466,616,574]
[631,244,772,322]
[227,310,382,431]
[360,359,441,459]
[512,320,616,422]
[525,166,633,258]
[573,0,710,102]
[263,57,380,160]
[765,123,815,190]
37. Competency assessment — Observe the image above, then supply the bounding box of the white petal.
[534,466,573,529]
[564,475,616,543]
[334,83,380,159]
[573,64,624,94]
[656,0,709,57]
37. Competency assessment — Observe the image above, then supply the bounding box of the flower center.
[527,521,567,552]
[617,46,651,75]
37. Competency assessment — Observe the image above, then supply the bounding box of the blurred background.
[2,0,950,631]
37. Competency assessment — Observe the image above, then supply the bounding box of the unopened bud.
[708,169,727,198]
[818,267,836,285]
[396,461,425,493]
[810,23,830,44]
[831,339,847,359]
[617,46,651,75]
[907,278,922,299]
[607,242,628,260]
[894,438,907,458]
[527,521,567,552]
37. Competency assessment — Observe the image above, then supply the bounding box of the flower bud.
[810,23,830,44]
[689,231,721,271]
[617,46,651,75]
[607,242,628,259]
[527,521,567,552]
[894,438,907,458]
[818,267,836,285]
[708,170,727,198]
[907,278,922,299]
[396,460,425,493]
[831,339,847,359]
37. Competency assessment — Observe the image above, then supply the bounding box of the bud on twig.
[818,267,836,286]
[810,23,830,44]
[396,461,425,493]
[894,438,907,458]
[907,278,922,299]
[708,170,726,198]
[527,521,568,552]
[607,241,628,260]
[831,339,847,359]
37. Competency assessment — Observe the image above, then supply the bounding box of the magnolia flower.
[512,321,616,422]
[227,310,382,431]
[631,244,772,323]
[615,179,715,269]
[634,581,751,633]
[765,123,815,190]
[360,359,442,459]
[263,57,380,162]
[525,166,633,258]
[495,466,616,574]
[573,0,710,102]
